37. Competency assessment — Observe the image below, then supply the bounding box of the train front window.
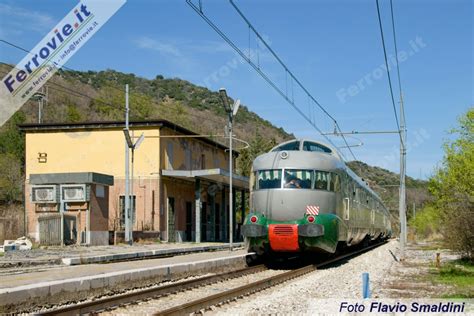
[314,171,330,190]
[283,169,313,189]
[303,141,332,153]
[272,141,300,152]
[256,170,282,189]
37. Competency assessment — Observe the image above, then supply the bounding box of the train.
[242,139,392,257]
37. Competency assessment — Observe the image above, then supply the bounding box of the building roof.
[19,119,236,154]
[162,168,249,190]
[30,172,114,186]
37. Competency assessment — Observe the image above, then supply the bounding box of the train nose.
[268,224,299,252]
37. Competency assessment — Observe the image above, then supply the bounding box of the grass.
[431,259,474,298]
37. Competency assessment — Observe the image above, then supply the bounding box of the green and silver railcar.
[242,139,391,256]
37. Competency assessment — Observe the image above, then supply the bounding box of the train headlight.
[250,215,258,223]
[307,215,315,223]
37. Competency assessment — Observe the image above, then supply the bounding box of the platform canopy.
[162,168,249,190]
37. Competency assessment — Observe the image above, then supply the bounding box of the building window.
[119,195,136,228]
[185,148,192,170]
[166,142,174,170]
[201,154,206,169]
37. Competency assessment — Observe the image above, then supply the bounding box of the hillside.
[0,63,291,144]
[0,64,430,218]
[347,161,431,224]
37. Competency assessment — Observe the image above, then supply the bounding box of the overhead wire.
[389,0,406,125]
[375,0,405,147]
[186,0,358,161]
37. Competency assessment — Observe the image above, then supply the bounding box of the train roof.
[256,139,384,204]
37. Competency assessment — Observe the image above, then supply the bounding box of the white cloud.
[0,3,55,33]
[134,37,237,57]
[135,36,182,57]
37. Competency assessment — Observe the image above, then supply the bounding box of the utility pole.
[219,88,240,251]
[399,94,407,260]
[31,88,47,124]
[124,84,131,245]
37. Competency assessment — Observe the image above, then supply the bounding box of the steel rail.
[37,264,267,316]
[155,241,387,316]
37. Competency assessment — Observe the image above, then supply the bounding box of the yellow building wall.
[160,128,231,171]
[25,128,161,178]
[24,124,237,242]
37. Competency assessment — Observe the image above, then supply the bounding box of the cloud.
[134,36,182,57]
[0,3,55,33]
[134,36,237,57]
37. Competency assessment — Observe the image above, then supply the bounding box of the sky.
[0,0,472,180]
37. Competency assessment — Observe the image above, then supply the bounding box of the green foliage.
[432,259,474,297]
[409,206,440,238]
[66,105,83,122]
[237,131,277,176]
[346,160,431,220]
[428,108,474,259]
[130,92,154,120]
[0,111,26,162]
[91,85,125,120]
[0,153,23,202]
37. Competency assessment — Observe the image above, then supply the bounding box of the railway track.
[37,264,267,316]
[39,241,386,315]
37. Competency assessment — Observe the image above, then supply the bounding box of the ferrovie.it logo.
[0,0,126,126]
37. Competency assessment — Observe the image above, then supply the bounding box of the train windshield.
[283,169,313,189]
[256,170,282,189]
[302,141,332,153]
[272,141,300,152]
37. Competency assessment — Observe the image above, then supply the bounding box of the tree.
[237,131,276,176]
[0,153,23,202]
[429,108,474,260]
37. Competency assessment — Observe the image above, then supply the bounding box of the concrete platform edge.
[61,243,244,265]
[0,253,249,313]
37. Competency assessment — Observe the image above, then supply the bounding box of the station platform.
[0,243,249,313]
[0,241,243,267]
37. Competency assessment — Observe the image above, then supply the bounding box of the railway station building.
[20,120,249,245]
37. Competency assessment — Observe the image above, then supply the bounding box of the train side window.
[314,171,329,190]
[343,197,350,220]
[330,173,341,192]
[257,170,282,189]
[272,141,300,152]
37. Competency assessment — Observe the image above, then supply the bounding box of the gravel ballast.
[218,241,399,314]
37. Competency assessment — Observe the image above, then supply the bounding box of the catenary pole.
[229,113,233,251]
[399,94,407,259]
[124,84,131,244]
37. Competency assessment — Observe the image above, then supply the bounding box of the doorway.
[185,202,193,241]
[168,197,175,242]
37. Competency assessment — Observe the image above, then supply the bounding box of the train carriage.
[242,139,391,257]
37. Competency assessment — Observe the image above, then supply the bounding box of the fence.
[0,203,24,243]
